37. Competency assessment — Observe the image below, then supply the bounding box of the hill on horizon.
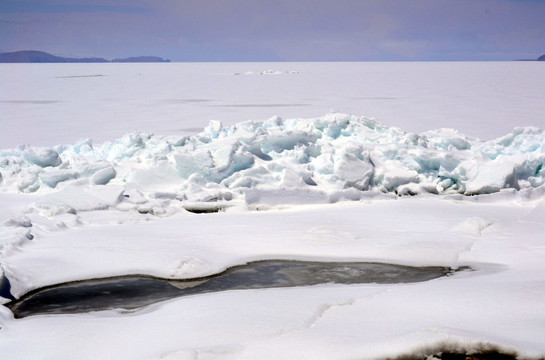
[0,50,170,63]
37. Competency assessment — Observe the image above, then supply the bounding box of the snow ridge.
[1,113,544,204]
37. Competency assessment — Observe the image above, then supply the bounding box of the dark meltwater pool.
[6,260,459,318]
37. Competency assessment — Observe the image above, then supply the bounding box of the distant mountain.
[0,50,170,63]
[0,51,108,63]
[538,54,545,61]
[112,56,170,63]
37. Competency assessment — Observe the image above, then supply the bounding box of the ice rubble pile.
[1,113,544,205]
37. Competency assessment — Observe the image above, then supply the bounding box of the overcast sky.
[1,0,544,61]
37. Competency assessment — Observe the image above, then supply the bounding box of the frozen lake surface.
[1,62,544,148]
[1,62,544,360]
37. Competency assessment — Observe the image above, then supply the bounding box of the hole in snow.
[0,274,16,301]
[7,260,463,318]
[182,202,231,214]
[387,340,519,360]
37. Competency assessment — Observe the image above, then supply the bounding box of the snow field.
[1,198,544,359]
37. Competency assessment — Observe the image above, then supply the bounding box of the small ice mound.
[235,70,298,75]
[260,69,296,75]
[464,158,521,195]
[39,169,79,188]
[204,120,223,139]
[449,217,494,236]
[23,147,61,168]
[334,152,374,191]
[35,185,125,215]
[421,128,474,151]
[4,216,32,228]
[168,257,209,278]
[90,166,116,185]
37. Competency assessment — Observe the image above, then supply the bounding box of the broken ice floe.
[1,113,544,207]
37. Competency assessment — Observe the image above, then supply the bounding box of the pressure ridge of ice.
[1,113,544,207]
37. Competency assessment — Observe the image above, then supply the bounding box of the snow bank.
[1,113,543,206]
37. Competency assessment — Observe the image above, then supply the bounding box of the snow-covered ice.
[2,61,544,148]
[1,62,545,359]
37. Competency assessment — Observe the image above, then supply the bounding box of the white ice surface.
[1,62,544,148]
[1,62,545,359]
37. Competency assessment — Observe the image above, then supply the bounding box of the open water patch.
[6,260,460,318]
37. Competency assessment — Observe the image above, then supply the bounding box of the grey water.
[7,260,456,318]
